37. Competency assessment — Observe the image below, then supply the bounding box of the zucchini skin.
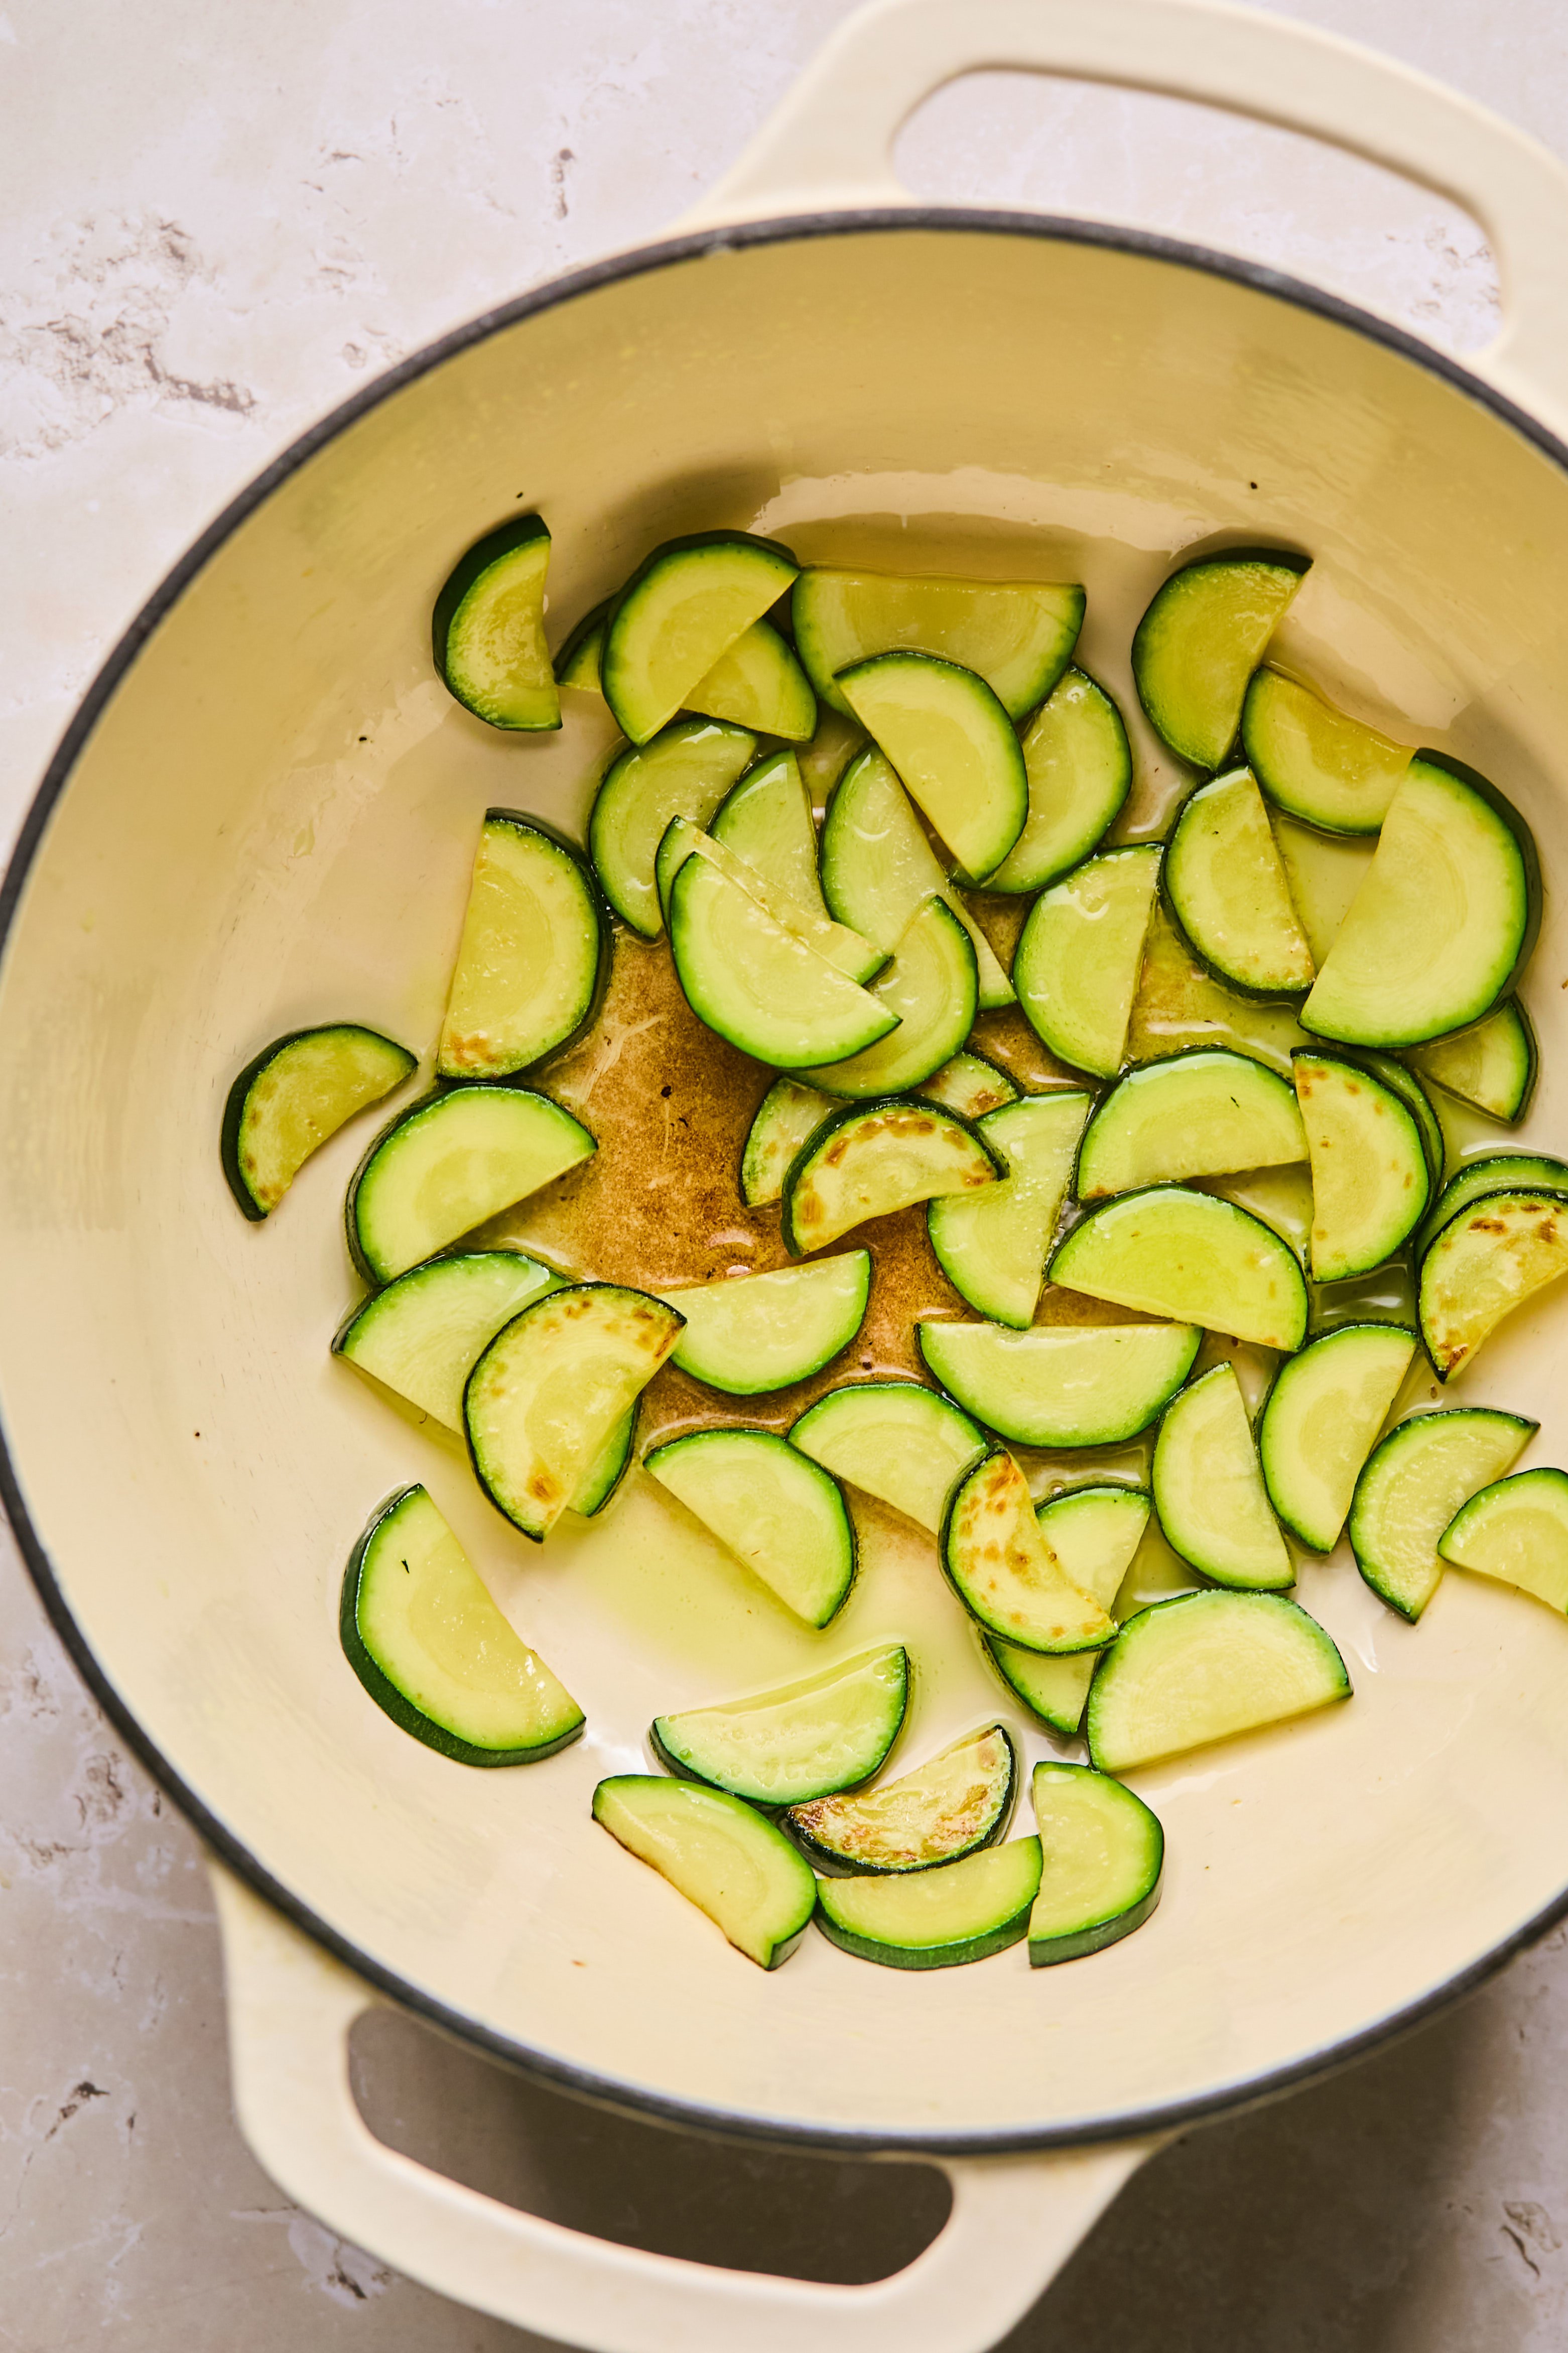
[553,596,611,688]
[220,1023,415,1221]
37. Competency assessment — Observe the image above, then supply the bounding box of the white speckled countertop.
[6,3,1568,2344]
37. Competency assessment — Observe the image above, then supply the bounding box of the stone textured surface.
[4,0,1568,2344]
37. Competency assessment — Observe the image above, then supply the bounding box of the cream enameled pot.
[7,2,1568,2344]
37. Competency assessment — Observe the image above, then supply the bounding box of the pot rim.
[6,205,1566,2156]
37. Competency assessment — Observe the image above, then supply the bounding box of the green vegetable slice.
[799,899,977,1098]
[684,618,817,739]
[1049,1186,1309,1350]
[739,1077,837,1207]
[1406,998,1539,1125]
[1418,1191,1568,1382]
[342,1486,583,1764]
[222,1024,415,1220]
[793,567,1083,720]
[589,720,757,938]
[1241,666,1412,835]
[1132,550,1310,769]
[659,819,880,984]
[346,1087,596,1285]
[1439,1468,1568,1615]
[1028,1762,1163,1966]
[553,597,609,691]
[1164,768,1314,997]
[669,852,897,1071]
[1075,1049,1305,1200]
[788,1381,986,1535]
[1293,1050,1430,1281]
[782,1098,1000,1255]
[1152,1363,1292,1591]
[711,750,877,977]
[1087,1591,1350,1772]
[1350,1406,1537,1618]
[984,1485,1152,1737]
[655,1252,870,1394]
[433,514,560,731]
[787,1724,1017,1874]
[1258,1322,1417,1553]
[1348,1051,1445,1192]
[917,1053,1020,1120]
[1416,1153,1568,1260]
[928,1092,1091,1327]
[814,1836,1043,1969]
[838,653,1027,881]
[436,813,607,1080]
[819,749,1014,1008]
[919,1319,1200,1447]
[984,667,1132,892]
[1014,845,1162,1079]
[335,1249,556,1427]
[650,1644,908,1807]
[644,1427,857,1627]
[592,1777,815,1969]
[602,532,800,744]
[943,1449,1116,1654]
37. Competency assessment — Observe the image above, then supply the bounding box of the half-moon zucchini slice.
[1075,1049,1305,1201]
[788,1381,987,1536]
[739,1077,837,1207]
[669,851,897,1070]
[602,532,800,744]
[943,1450,1116,1654]
[819,749,1014,1009]
[814,1836,1042,1969]
[1087,1590,1350,1773]
[1049,1187,1309,1351]
[799,898,978,1098]
[984,1484,1153,1738]
[1258,1322,1417,1553]
[553,597,609,691]
[1164,768,1314,998]
[927,1091,1091,1327]
[782,1098,1000,1255]
[433,514,560,731]
[592,1777,816,1969]
[1152,1362,1292,1591]
[1418,1191,1568,1381]
[838,652,1028,881]
[684,618,817,739]
[1415,1153,1568,1260]
[787,1724,1017,1874]
[918,1320,1201,1448]
[1406,997,1539,1126]
[1349,1406,1537,1619]
[643,1427,857,1627]
[710,751,880,981]
[917,1053,1020,1121]
[1241,667,1413,835]
[1132,549,1309,769]
[1293,1050,1430,1281]
[589,720,758,937]
[1439,1467,1568,1615]
[984,667,1133,893]
[650,1644,908,1807]
[222,1023,416,1220]
[1014,845,1162,1079]
[656,1252,870,1395]
[793,566,1083,721]
[436,813,607,1080]
[1028,1762,1163,1966]
[346,1086,596,1285]
[659,819,879,983]
[334,1249,557,1426]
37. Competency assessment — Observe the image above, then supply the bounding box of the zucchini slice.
[601,532,800,745]
[650,1644,908,1807]
[1075,1049,1305,1201]
[711,750,877,977]
[1241,667,1413,835]
[984,1484,1152,1737]
[1300,755,1541,1047]
[1351,1050,1445,1192]
[592,1777,815,1969]
[984,667,1132,893]
[341,1486,583,1764]
[668,851,897,1071]
[1125,897,1309,1076]
[1014,845,1162,1079]
[589,719,757,938]
[793,566,1084,722]
[334,1248,556,1426]
[918,1052,1020,1120]
[1164,768,1315,998]
[1349,1407,1537,1619]
[1293,1050,1430,1281]
[656,1251,870,1394]
[943,1449,1116,1654]
[464,1284,683,1542]
[837,653,1027,881]
[1439,1467,1568,1615]
[346,1087,596,1285]
[787,1724,1016,1874]
[1050,1187,1309,1351]
[659,819,879,984]
[799,899,977,1098]
[819,749,1014,1009]
[1087,1590,1351,1773]
[644,1428,856,1626]
[572,1405,639,1519]
[436,813,606,1080]
[814,1835,1042,1969]
[788,1381,986,1536]
[1152,1363,1292,1591]
[685,618,817,740]
[739,1077,836,1207]
[1028,1762,1163,1966]
[1418,1191,1568,1381]
[1258,1322,1417,1553]
[782,1098,1000,1255]
[1132,549,1310,769]
[553,597,609,691]
[222,1024,415,1220]
[1416,1152,1568,1260]
[433,514,560,732]
[919,1319,1200,1448]
[927,1091,1091,1327]
[1406,997,1539,1126]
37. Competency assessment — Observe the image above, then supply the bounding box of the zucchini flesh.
[602,532,800,745]
[819,750,1013,1009]
[222,1024,415,1219]
[985,1485,1152,1737]
[1132,551,1309,769]
[943,1450,1115,1654]
[1293,1051,1430,1281]
[437,813,606,1079]
[685,618,817,740]
[739,1077,836,1207]
[342,1486,583,1763]
[1165,769,1314,997]
[1241,666,1412,835]
[335,1249,557,1427]
[799,898,977,1098]
[1075,1048,1305,1201]
[838,653,1027,882]
[787,1724,1016,1873]
[659,819,879,983]
[1349,1407,1536,1619]
[1051,1186,1308,1351]
[1152,1363,1292,1591]
[589,720,757,938]
[650,1644,908,1807]
[711,750,875,975]
[927,1091,1091,1328]
[644,1428,857,1627]
[464,1284,683,1541]
[668,851,897,1071]
[1087,1590,1350,1773]
[1439,1467,1568,1614]
[985,666,1132,893]
[793,567,1084,721]
[346,1087,596,1285]
[1418,1192,1568,1381]
[1406,997,1538,1125]
[1301,756,1540,1047]
[1416,1153,1568,1260]
[782,1098,1000,1255]
[592,1776,816,1969]
[1014,845,1162,1079]
[1349,1051,1445,1192]
[1125,898,1308,1077]
[1028,1762,1163,1966]
[918,1053,1019,1121]
[656,1251,870,1394]
[814,1836,1042,1969]
[1258,1322,1417,1553]
[553,597,609,691]
[788,1381,986,1536]
[919,1319,1200,1448]
[433,514,560,731]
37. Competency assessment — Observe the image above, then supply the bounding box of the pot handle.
[211,1864,1162,2353]
[679,0,1568,437]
